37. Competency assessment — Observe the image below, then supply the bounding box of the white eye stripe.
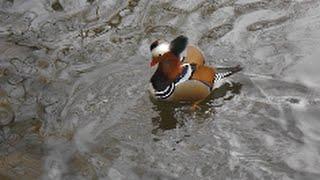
[152,42,170,57]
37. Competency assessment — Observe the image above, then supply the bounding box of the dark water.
[1,0,320,179]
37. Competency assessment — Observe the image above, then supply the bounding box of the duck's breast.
[167,80,211,102]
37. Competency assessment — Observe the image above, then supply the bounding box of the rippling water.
[1,0,320,179]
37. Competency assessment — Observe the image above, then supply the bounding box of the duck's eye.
[158,54,162,56]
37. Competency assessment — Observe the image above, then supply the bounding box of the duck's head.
[149,35,188,67]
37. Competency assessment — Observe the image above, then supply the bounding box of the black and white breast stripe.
[154,83,175,99]
[154,63,193,99]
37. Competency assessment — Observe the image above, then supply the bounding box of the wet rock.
[0,100,14,126]
[108,14,122,27]
[247,16,289,31]
[286,97,300,104]
[234,0,270,15]
[0,118,43,179]
[37,59,49,69]
[128,0,140,9]
[0,67,9,78]
[37,75,50,85]
[7,74,24,85]
[161,2,188,14]
[10,57,37,75]
[171,0,205,12]
[9,85,25,99]
[68,152,98,178]
[87,0,94,4]
[199,24,233,44]
[52,0,64,11]
[200,3,218,17]
[0,88,7,98]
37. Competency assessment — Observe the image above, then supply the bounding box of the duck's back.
[184,45,216,88]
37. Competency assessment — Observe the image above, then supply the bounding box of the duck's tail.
[214,65,243,83]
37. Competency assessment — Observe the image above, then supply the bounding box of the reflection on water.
[1,0,320,179]
[152,101,180,132]
[151,81,242,132]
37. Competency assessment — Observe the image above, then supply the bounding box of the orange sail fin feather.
[185,45,205,67]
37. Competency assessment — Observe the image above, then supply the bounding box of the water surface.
[1,0,320,179]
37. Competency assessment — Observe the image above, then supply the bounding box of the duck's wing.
[190,65,215,88]
[185,45,205,67]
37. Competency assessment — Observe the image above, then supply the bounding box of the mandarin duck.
[148,35,242,109]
